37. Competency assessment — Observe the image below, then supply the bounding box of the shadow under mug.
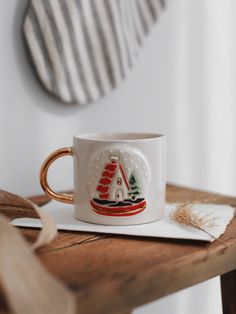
[40,132,166,225]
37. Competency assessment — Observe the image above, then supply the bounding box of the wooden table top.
[24,184,236,314]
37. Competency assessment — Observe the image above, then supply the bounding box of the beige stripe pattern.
[24,0,167,104]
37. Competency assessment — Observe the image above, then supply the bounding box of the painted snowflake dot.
[87,146,151,217]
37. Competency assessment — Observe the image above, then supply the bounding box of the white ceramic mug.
[40,133,166,225]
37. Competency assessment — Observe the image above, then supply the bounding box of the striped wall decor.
[23,0,167,105]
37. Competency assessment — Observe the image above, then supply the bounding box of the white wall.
[1,1,235,314]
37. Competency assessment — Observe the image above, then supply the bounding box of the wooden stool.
[20,185,236,313]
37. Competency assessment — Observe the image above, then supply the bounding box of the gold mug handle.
[40,147,74,204]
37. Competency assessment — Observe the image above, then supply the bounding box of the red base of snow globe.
[90,198,146,217]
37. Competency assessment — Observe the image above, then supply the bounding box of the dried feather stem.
[170,203,227,247]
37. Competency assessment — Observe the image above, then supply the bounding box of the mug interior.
[75,132,164,141]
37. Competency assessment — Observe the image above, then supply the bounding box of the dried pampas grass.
[170,203,216,230]
[170,203,219,241]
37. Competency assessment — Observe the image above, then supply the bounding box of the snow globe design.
[87,146,151,217]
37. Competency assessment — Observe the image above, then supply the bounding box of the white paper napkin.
[12,201,235,242]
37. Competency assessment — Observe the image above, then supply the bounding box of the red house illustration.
[90,156,146,217]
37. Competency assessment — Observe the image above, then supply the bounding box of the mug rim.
[74,132,165,142]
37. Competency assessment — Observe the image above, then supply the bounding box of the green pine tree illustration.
[128,172,140,198]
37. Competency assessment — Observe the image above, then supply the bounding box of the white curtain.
[0,1,235,313]
[167,0,236,197]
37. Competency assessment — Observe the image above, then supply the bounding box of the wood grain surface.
[17,185,236,313]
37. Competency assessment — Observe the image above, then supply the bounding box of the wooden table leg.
[221,269,236,314]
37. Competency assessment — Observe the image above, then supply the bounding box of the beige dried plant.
[170,203,218,241]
